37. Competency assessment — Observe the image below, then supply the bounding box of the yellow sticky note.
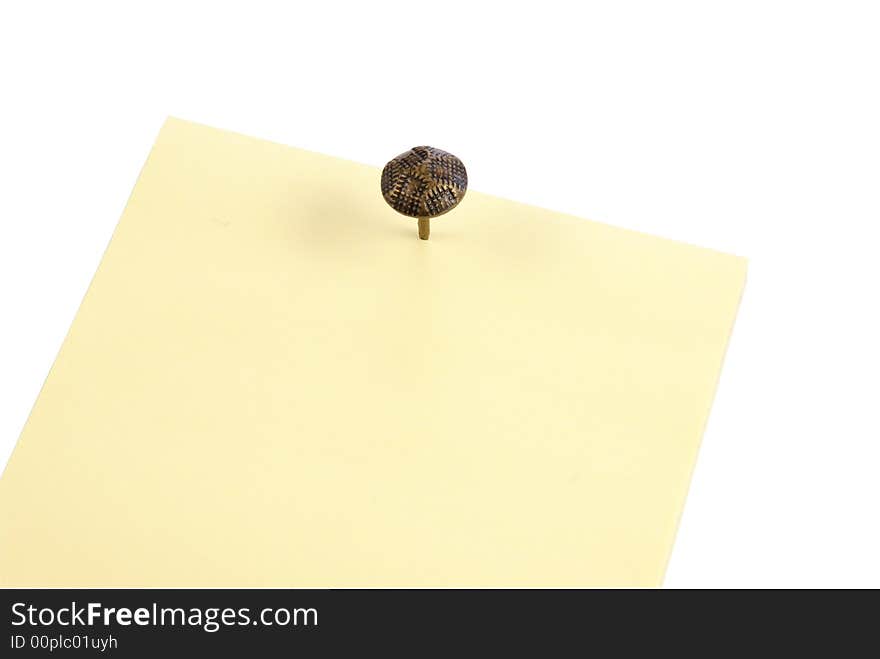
[0,118,746,587]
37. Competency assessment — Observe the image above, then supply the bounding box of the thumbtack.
[381,146,468,240]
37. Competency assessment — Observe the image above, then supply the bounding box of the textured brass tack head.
[381,146,468,240]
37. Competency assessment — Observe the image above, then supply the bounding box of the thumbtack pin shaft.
[418,217,430,240]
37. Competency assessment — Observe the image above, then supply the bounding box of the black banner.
[1,588,872,655]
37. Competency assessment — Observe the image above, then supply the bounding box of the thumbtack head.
[381,146,468,240]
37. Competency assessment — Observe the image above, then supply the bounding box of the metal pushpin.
[381,146,468,240]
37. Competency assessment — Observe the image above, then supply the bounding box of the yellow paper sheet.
[0,118,746,587]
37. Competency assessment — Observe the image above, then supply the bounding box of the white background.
[1,1,878,588]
